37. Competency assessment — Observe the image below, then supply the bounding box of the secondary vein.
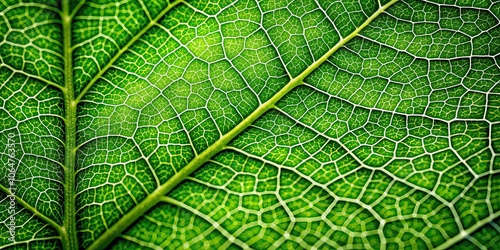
[0,184,63,234]
[73,0,184,104]
[87,0,399,249]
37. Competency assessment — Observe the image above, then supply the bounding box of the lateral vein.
[0,184,63,233]
[74,0,185,104]
[87,1,399,249]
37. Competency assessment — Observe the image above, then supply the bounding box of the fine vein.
[435,210,500,250]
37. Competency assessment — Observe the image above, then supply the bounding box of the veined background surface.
[0,0,499,249]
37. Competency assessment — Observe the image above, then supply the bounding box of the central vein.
[86,1,399,249]
[61,0,78,249]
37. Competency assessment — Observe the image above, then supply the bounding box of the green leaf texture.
[1,0,500,249]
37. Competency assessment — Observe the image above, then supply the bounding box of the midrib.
[87,0,399,249]
[61,0,78,249]
[59,1,185,249]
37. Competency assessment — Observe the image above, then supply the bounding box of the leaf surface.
[1,0,500,249]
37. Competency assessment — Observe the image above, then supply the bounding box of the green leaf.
[1,0,499,249]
